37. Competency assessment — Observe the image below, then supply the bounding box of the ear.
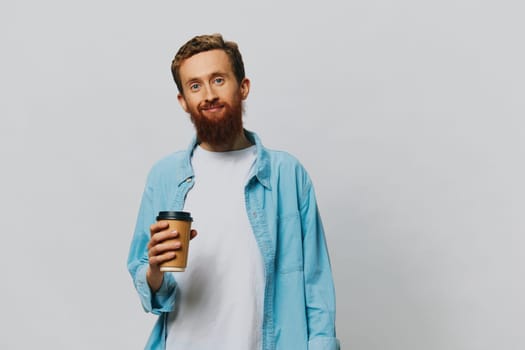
[177,93,189,113]
[239,78,250,100]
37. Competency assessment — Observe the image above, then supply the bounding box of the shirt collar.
[183,129,271,190]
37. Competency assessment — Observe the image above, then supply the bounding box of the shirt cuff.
[135,264,177,315]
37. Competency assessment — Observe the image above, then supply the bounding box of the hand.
[146,221,197,292]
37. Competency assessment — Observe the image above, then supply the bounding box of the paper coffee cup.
[156,211,193,272]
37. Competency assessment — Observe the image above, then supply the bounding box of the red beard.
[189,97,244,147]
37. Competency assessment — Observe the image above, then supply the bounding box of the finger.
[150,221,169,236]
[147,230,179,249]
[149,251,177,266]
[149,238,182,255]
[190,229,198,240]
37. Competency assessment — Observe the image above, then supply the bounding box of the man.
[128,34,340,350]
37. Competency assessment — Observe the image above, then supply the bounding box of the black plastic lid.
[156,211,193,221]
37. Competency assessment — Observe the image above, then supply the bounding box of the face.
[177,49,250,147]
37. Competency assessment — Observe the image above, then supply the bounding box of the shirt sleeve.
[300,178,341,350]
[127,174,178,315]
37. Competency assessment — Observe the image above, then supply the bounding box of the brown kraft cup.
[156,211,193,272]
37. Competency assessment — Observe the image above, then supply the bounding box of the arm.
[300,179,341,350]
[127,179,178,315]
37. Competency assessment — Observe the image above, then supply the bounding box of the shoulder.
[151,150,188,171]
[145,150,190,185]
[262,147,313,190]
[249,130,307,174]
[261,144,299,165]
[265,148,308,174]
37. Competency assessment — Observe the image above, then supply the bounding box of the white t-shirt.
[165,145,265,350]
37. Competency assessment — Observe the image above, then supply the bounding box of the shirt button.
[186,177,192,183]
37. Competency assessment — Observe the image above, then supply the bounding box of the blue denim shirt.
[127,131,340,350]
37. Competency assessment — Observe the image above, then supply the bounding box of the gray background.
[2,0,524,349]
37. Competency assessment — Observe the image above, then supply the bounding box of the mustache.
[199,99,225,110]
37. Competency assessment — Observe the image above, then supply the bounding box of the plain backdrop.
[2,0,524,349]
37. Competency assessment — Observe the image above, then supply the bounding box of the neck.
[199,131,252,152]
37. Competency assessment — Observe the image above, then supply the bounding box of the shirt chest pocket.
[275,212,304,274]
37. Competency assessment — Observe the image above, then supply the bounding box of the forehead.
[178,49,233,82]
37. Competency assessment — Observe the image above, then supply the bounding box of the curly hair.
[171,33,246,94]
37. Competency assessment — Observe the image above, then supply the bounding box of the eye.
[213,77,224,85]
[189,83,200,91]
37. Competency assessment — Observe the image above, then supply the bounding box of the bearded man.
[127,34,340,350]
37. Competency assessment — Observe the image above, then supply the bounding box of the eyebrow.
[184,71,230,84]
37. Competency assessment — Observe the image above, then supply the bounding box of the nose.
[203,84,218,102]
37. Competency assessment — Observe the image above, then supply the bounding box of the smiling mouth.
[201,105,224,112]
